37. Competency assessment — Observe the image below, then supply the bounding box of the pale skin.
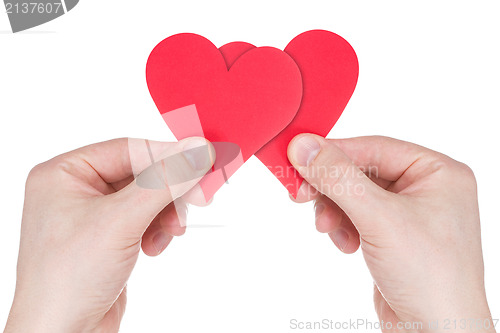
[3,134,496,333]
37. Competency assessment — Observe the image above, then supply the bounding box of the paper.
[220,30,359,197]
[146,33,303,199]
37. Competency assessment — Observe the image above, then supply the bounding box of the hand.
[4,137,215,333]
[288,134,495,332]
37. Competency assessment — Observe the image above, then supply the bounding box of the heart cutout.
[146,33,303,199]
[220,30,359,197]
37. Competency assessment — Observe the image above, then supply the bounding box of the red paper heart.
[220,30,359,197]
[146,33,303,199]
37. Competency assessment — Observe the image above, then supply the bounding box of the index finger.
[330,136,437,182]
[68,138,178,185]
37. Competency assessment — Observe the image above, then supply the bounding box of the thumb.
[105,137,215,237]
[287,134,394,236]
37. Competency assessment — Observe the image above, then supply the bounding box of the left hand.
[4,137,215,333]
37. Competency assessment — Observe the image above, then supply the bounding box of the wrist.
[418,306,496,333]
[4,296,94,333]
[420,316,497,333]
[402,287,496,333]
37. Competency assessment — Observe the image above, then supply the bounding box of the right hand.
[288,134,495,332]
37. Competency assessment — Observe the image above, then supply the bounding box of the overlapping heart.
[146,30,358,199]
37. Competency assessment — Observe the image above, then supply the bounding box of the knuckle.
[27,163,45,179]
[429,155,477,188]
[26,156,78,189]
[454,161,477,186]
[26,162,47,188]
[455,161,475,177]
[51,157,77,175]
[427,157,452,175]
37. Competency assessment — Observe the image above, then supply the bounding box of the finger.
[314,195,360,254]
[109,175,135,192]
[330,136,456,194]
[288,134,398,237]
[368,176,392,190]
[48,138,184,196]
[183,183,213,207]
[141,200,188,256]
[159,200,188,236]
[142,200,187,256]
[330,136,438,183]
[327,213,360,254]
[141,186,210,256]
[141,213,174,256]
[141,185,209,256]
[290,136,422,201]
[66,138,180,185]
[103,137,215,238]
[314,195,342,233]
[289,181,321,203]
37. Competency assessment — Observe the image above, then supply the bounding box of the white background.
[1,1,499,332]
